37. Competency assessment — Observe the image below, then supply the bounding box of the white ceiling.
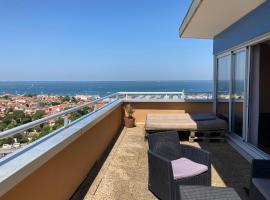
[180,0,266,39]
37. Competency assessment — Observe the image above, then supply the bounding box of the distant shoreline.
[0,80,212,82]
[0,80,213,97]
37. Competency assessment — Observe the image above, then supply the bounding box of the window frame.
[214,47,248,140]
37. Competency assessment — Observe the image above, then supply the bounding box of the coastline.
[0,80,213,96]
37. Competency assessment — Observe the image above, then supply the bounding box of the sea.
[0,81,213,97]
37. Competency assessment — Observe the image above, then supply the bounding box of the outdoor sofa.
[148,131,211,200]
[249,159,270,200]
[145,113,227,142]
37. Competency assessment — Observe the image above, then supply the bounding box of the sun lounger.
[145,113,227,142]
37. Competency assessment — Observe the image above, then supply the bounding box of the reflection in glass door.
[231,50,246,138]
[216,55,230,123]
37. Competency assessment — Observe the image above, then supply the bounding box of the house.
[179,0,270,160]
[74,95,91,101]
[0,106,6,112]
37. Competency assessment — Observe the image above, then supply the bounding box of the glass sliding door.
[215,49,247,138]
[216,55,230,123]
[231,50,246,138]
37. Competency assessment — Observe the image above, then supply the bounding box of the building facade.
[180,0,270,160]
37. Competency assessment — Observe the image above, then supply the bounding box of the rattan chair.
[250,159,270,200]
[147,131,211,200]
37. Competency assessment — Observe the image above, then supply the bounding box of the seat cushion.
[171,157,208,180]
[252,178,270,199]
[145,113,197,131]
[145,113,227,131]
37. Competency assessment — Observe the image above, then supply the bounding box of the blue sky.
[0,0,213,81]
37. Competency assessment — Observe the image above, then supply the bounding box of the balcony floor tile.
[82,125,250,200]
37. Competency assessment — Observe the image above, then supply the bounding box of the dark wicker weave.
[250,159,270,200]
[147,131,211,200]
[179,186,241,200]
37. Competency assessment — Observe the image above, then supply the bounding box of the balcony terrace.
[0,92,251,200]
[80,125,250,200]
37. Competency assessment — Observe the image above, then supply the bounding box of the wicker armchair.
[250,159,270,200]
[148,131,211,200]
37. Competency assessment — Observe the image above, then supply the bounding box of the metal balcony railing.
[0,93,119,140]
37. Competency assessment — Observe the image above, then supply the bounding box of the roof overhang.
[179,0,266,39]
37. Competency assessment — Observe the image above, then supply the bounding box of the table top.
[179,185,242,200]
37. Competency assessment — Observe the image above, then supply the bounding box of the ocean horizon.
[0,80,213,97]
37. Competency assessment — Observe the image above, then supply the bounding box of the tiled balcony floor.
[82,125,250,200]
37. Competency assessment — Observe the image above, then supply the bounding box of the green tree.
[6,137,14,144]
[0,123,7,131]
[38,101,46,107]
[7,124,15,130]
[70,107,91,121]
[30,135,39,142]
[51,101,60,106]
[5,108,14,114]
[14,133,29,144]
[29,125,42,132]
[71,97,78,103]
[61,96,70,102]
[33,110,45,120]
[70,111,82,121]
[41,123,51,135]
[0,137,14,147]
[12,110,25,124]
[2,114,12,124]
[21,115,32,124]
[2,95,10,99]
[52,117,64,130]
[24,94,37,97]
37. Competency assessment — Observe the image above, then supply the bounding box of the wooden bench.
[145,113,227,142]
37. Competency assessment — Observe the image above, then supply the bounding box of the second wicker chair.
[148,131,211,200]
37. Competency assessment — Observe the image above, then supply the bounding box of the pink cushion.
[171,157,208,180]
